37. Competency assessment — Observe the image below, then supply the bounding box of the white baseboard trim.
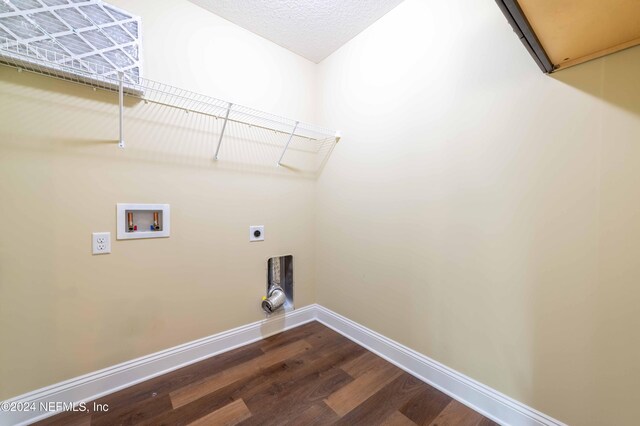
[0,305,316,426]
[315,305,566,426]
[1,304,565,426]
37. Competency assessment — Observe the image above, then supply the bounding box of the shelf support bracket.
[214,103,232,160]
[277,121,299,167]
[118,71,125,149]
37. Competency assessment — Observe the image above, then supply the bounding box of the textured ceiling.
[189,0,406,63]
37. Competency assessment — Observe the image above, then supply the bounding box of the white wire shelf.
[0,36,340,171]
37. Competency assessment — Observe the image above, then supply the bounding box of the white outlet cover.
[249,225,264,242]
[92,232,111,255]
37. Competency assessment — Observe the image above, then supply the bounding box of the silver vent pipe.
[261,255,293,314]
[262,285,286,313]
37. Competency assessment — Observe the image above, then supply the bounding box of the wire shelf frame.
[0,0,143,81]
[0,35,340,172]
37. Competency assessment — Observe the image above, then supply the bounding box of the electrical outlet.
[249,225,264,242]
[92,232,111,255]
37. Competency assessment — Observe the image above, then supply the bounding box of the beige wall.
[0,0,318,399]
[3,0,640,424]
[315,1,640,425]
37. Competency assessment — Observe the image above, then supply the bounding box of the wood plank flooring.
[35,322,499,426]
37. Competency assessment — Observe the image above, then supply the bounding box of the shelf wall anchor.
[118,71,125,149]
[277,121,299,167]
[214,103,232,160]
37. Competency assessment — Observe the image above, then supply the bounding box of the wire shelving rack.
[0,36,340,171]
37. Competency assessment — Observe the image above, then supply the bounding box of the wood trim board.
[496,0,640,73]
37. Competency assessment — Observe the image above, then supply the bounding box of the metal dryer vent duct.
[262,255,293,314]
[262,286,286,313]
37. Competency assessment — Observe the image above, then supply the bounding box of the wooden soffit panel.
[518,0,640,70]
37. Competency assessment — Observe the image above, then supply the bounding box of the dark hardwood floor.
[35,322,499,426]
